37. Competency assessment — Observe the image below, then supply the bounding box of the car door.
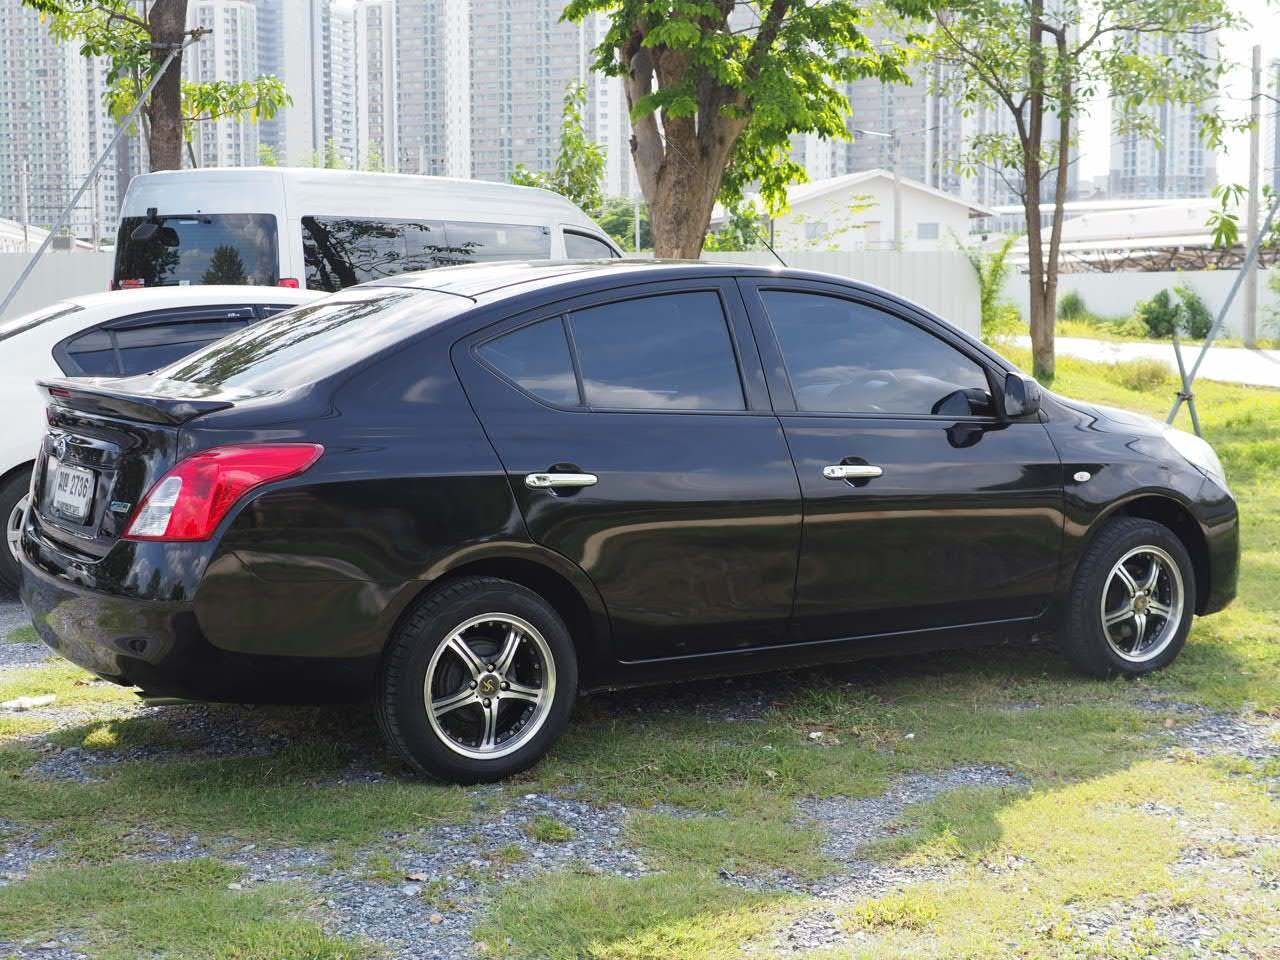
[739,279,1063,644]
[454,280,802,661]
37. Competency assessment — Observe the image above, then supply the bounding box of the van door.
[454,280,802,662]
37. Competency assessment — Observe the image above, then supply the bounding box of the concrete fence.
[0,252,113,322]
[0,248,983,339]
[1002,268,1279,338]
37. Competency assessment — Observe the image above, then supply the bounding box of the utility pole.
[891,136,903,250]
[1244,44,1261,349]
[17,168,29,254]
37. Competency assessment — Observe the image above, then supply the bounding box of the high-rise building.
[1108,30,1219,199]
[186,0,262,168]
[258,0,396,168]
[395,0,635,193]
[0,2,120,242]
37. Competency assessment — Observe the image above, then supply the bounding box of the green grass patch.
[3,625,38,644]
[0,857,374,959]
[48,715,188,751]
[862,784,1026,864]
[0,661,136,709]
[475,869,785,959]
[630,809,832,879]
[526,814,575,843]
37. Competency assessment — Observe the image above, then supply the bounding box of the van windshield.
[113,213,278,288]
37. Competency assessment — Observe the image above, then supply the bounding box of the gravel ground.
[0,592,50,670]
[0,640,1275,958]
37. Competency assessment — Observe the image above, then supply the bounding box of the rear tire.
[0,468,32,593]
[1059,517,1196,678]
[376,576,577,783]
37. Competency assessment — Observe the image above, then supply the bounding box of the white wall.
[0,252,113,322]
[702,250,981,337]
[1003,268,1278,338]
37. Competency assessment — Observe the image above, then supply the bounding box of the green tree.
[960,233,1019,338]
[24,0,289,171]
[929,0,1240,378]
[598,196,651,251]
[200,244,246,285]
[511,82,606,217]
[563,0,935,259]
[704,199,765,252]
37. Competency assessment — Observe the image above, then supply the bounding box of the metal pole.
[892,137,902,250]
[0,42,190,319]
[1166,193,1280,427]
[1244,45,1262,348]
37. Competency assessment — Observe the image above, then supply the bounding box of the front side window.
[302,217,552,292]
[568,292,745,411]
[113,214,278,287]
[760,290,992,416]
[563,231,618,259]
[477,318,579,406]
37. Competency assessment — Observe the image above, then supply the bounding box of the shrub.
[1106,315,1151,339]
[1136,289,1181,338]
[1175,284,1213,339]
[1107,358,1172,392]
[984,303,1025,339]
[1058,290,1087,321]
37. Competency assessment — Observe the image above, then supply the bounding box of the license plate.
[52,462,95,523]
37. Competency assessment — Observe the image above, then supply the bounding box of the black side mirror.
[1003,372,1042,419]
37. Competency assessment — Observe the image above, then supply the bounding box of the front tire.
[377,576,577,783]
[1060,517,1196,678]
[0,468,32,593]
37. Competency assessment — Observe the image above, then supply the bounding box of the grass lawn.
[0,349,1275,959]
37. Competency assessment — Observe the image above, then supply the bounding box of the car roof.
[365,259,810,300]
[43,285,320,315]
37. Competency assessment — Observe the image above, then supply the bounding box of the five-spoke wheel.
[377,576,577,783]
[1061,517,1195,678]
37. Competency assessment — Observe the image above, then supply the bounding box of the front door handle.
[823,464,883,481]
[525,472,598,489]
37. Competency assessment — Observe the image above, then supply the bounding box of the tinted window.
[761,291,992,416]
[61,328,117,375]
[114,318,251,376]
[569,292,744,410]
[478,319,579,406]
[157,289,442,391]
[564,232,617,259]
[114,214,278,287]
[302,217,552,291]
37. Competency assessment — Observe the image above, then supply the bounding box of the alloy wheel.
[5,494,26,563]
[1099,545,1184,663]
[424,612,556,760]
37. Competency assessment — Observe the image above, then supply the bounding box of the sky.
[1076,0,1276,187]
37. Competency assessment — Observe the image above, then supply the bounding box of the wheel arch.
[385,544,614,686]
[1089,494,1211,613]
[0,459,34,492]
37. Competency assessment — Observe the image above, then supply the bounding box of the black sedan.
[17,262,1238,782]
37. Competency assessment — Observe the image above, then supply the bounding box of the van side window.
[568,292,745,411]
[302,217,553,291]
[563,231,618,259]
[477,318,580,406]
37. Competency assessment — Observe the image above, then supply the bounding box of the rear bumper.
[18,531,377,702]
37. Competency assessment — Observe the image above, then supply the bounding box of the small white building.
[749,169,992,251]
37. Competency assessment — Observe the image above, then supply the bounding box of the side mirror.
[1002,372,1042,419]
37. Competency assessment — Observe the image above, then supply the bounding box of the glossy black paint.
[19,261,1239,702]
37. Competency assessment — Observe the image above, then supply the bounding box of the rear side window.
[302,217,552,291]
[61,328,117,375]
[569,292,744,411]
[563,231,618,259]
[113,318,252,376]
[478,319,579,406]
[56,309,257,377]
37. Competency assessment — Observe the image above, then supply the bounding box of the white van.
[112,167,622,292]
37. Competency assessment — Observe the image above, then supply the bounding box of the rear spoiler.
[38,378,235,426]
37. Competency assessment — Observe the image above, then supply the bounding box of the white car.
[0,285,320,589]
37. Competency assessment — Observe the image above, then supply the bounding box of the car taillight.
[125,443,324,542]
[277,278,300,288]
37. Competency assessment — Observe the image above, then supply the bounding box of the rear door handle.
[525,472,598,489]
[823,464,883,481]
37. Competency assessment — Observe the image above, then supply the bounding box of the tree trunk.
[147,0,188,172]
[648,155,725,259]
[1023,0,1055,381]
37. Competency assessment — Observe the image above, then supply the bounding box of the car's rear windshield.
[152,288,457,391]
[113,213,278,287]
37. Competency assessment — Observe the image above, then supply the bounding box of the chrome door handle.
[525,472,598,489]
[823,464,883,481]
